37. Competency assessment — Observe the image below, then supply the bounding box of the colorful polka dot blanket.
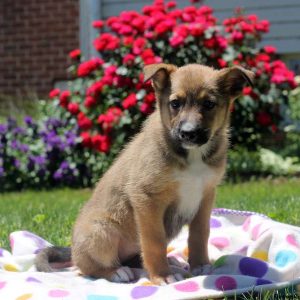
[1,209,300,299]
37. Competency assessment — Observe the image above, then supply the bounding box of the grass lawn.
[1,178,300,250]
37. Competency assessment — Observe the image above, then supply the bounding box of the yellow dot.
[251,250,268,262]
[167,246,175,253]
[141,281,155,286]
[4,264,19,272]
[183,247,189,258]
[16,294,33,300]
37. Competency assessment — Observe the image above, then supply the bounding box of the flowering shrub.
[0,102,119,191]
[0,0,298,190]
[47,0,296,155]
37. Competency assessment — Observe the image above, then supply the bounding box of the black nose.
[179,128,198,142]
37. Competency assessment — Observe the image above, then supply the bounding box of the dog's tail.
[34,246,72,272]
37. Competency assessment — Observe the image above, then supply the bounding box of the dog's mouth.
[172,127,210,149]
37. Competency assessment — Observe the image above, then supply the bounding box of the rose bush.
[49,0,296,155]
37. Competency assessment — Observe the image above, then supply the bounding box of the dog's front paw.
[150,273,185,285]
[191,264,213,276]
[110,266,135,283]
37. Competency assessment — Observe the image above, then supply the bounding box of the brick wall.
[0,0,79,98]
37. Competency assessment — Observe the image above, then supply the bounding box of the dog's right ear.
[144,63,177,91]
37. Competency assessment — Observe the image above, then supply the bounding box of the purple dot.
[26,277,42,283]
[215,276,237,291]
[210,218,222,228]
[256,278,272,286]
[239,257,268,278]
[131,286,158,299]
[0,249,3,257]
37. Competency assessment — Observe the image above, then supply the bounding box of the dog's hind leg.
[72,221,135,282]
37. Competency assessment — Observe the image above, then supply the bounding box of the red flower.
[255,20,269,32]
[256,112,272,126]
[144,93,156,104]
[87,80,104,96]
[256,53,270,63]
[49,88,60,99]
[271,73,286,84]
[242,87,253,96]
[77,112,93,130]
[77,58,103,77]
[271,124,278,133]
[67,102,80,115]
[123,36,134,46]
[84,96,97,108]
[189,23,204,37]
[240,22,255,34]
[170,35,185,47]
[59,91,71,108]
[247,15,258,22]
[231,31,244,42]
[92,20,104,29]
[122,93,137,109]
[68,49,81,60]
[93,33,120,51]
[97,107,123,131]
[123,53,135,65]
[198,5,213,15]
[166,1,176,9]
[119,24,133,35]
[242,86,258,99]
[217,58,227,68]
[132,17,146,33]
[263,46,277,55]
[91,134,111,153]
[140,102,154,115]
[203,37,216,48]
[133,37,147,55]
[80,132,92,148]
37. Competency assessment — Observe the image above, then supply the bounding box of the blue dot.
[256,278,272,286]
[87,295,118,300]
[275,250,297,267]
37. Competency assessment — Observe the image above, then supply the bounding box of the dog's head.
[144,63,254,149]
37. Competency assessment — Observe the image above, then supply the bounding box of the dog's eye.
[170,99,181,109]
[202,100,216,110]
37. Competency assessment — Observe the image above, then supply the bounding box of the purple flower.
[0,124,7,135]
[0,166,4,177]
[32,155,46,165]
[19,144,29,153]
[45,118,62,129]
[7,118,17,129]
[13,127,26,135]
[36,156,46,165]
[24,116,34,126]
[53,169,63,180]
[14,159,21,168]
[60,161,69,169]
[11,140,19,150]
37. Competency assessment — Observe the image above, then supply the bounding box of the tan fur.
[37,63,254,285]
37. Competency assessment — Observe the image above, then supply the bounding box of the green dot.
[214,255,227,268]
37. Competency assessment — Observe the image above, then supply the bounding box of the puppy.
[35,63,254,285]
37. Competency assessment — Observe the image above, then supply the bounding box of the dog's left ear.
[144,63,177,91]
[218,66,255,100]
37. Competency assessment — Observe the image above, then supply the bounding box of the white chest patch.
[173,148,216,223]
